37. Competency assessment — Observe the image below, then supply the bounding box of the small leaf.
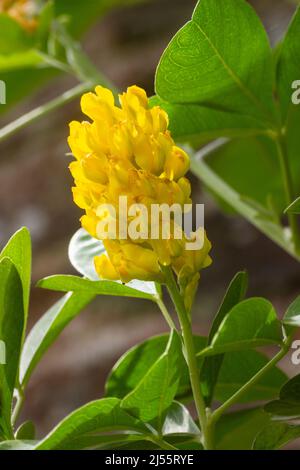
[121,330,183,423]
[253,422,300,450]
[68,228,103,281]
[36,398,149,450]
[283,295,300,328]
[162,402,200,436]
[37,275,155,301]
[200,271,248,405]
[15,420,35,440]
[0,258,24,439]
[264,374,300,420]
[284,197,300,215]
[20,291,95,387]
[199,298,282,356]
[69,228,159,297]
[0,227,31,336]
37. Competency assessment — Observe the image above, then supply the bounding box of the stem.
[0,83,92,143]
[161,265,211,449]
[12,387,25,427]
[156,296,178,331]
[275,134,300,252]
[54,22,117,94]
[209,336,293,428]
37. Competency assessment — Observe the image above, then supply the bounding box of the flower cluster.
[68,85,212,309]
[0,0,37,32]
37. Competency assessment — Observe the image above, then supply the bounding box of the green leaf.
[106,335,169,398]
[118,335,286,407]
[69,228,159,297]
[264,374,300,420]
[15,420,35,440]
[253,422,300,450]
[190,153,297,260]
[35,397,149,450]
[204,137,286,213]
[0,227,31,336]
[200,271,248,405]
[150,96,269,147]
[121,330,183,423]
[284,196,300,214]
[215,408,271,450]
[215,350,287,404]
[162,402,200,436]
[0,440,37,450]
[276,7,300,120]
[198,298,282,356]
[37,274,155,301]
[283,295,300,328]
[0,50,43,73]
[155,0,275,123]
[0,258,24,439]
[19,291,95,387]
[0,14,32,55]
[106,333,206,403]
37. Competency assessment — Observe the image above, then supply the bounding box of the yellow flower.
[0,0,37,32]
[68,85,212,309]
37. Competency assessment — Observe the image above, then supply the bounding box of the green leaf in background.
[215,350,287,404]
[285,196,300,214]
[0,14,32,55]
[37,274,156,301]
[0,0,143,112]
[264,374,300,420]
[35,397,149,450]
[0,258,24,439]
[121,330,183,423]
[200,271,248,405]
[253,422,300,450]
[198,298,283,356]
[283,294,300,328]
[19,291,95,387]
[0,227,31,337]
[215,408,271,450]
[204,137,285,213]
[276,6,300,120]
[155,0,276,124]
[69,228,159,298]
[189,151,297,260]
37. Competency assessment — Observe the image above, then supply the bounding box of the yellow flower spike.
[164,146,190,181]
[94,253,120,281]
[69,84,212,301]
[97,240,163,283]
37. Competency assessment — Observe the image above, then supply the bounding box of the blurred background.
[1,0,300,438]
